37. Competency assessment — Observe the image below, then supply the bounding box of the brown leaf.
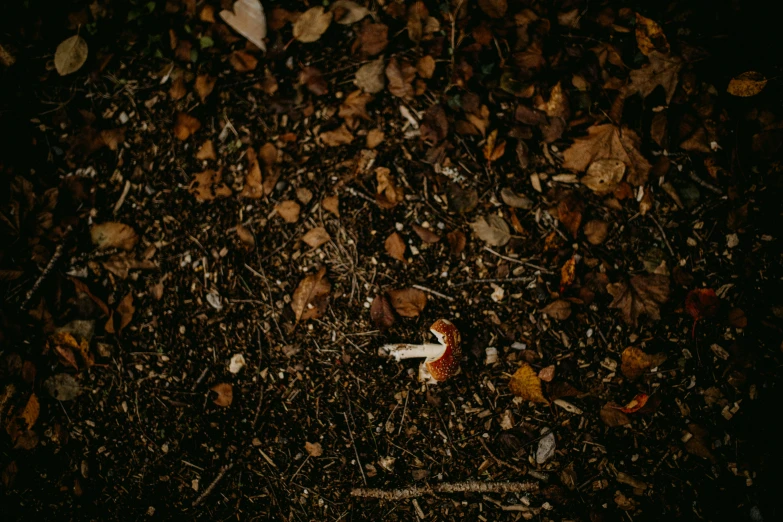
[478,0,507,18]
[291,267,331,322]
[727,71,767,97]
[301,227,330,249]
[190,169,232,201]
[366,128,385,149]
[509,363,549,404]
[322,195,340,217]
[446,230,466,256]
[319,125,354,147]
[412,224,440,244]
[621,346,667,381]
[388,288,427,317]
[563,124,651,186]
[684,423,716,462]
[470,215,511,246]
[276,201,301,223]
[331,0,370,25]
[194,74,216,102]
[196,140,216,160]
[420,104,448,144]
[685,288,719,321]
[581,159,626,194]
[174,112,201,141]
[538,365,555,382]
[54,35,88,76]
[600,403,630,427]
[293,7,332,43]
[446,184,478,213]
[728,308,747,328]
[608,274,670,326]
[105,292,135,334]
[19,394,39,430]
[210,383,233,407]
[305,441,323,457]
[229,49,258,72]
[375,167,404,209]
[384,232,407,262]
[386,58,415,99]
[583,220,609,245]
[560,256,577,293]
[556,193,584,239]
[370,294,396,329]
[541,300,571,320]
[91,222,138,251]
[339,90,372,129]
[625,51,683,105]
[101,253,156,279]
[169,76,186,102]
[357,22,388,55]
[354,57,386,93]
[482,129,506,162]
[416,55,436,79]
[236,225,255,251]
[220,0,267,51]
[635,13,669,56]
[465,104,490,136]
[299,66,328,96]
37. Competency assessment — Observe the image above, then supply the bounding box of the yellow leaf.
[509,363,549,404]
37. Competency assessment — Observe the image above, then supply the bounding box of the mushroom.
[380,319,461,383]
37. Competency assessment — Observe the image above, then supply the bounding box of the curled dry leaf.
[470,215,511,246]
[91,222,138,251]
[275,201,301,223]
[174,112,201,141]
[220,0,267,51]
[562,124,651,187]
[727,71,767,97]
[190,169,232,201]
[617,393,649,414]
[375,167,404,208]
[54,35,88,76]
[582,159,626,194]
[293,7,333,43]
[556,193,584,239]
[210,383,233,407]
[608,274,670,326]
[319,125,354,147]
[339,90,372,129]
[584,220,609,245]
[291,267,331,322]
[105,292,135,334]
[236,225,255,251]
[621,346,667,381]
[384,232,407,262]
[370,294,396,329]
[560,255,577,293]
[500,188,533,209]
[305,441,323,457]
[354,57,385,94]
[387,288,427,317]
[541,300,571,320]
[509,363,549,404]
[634,13,669,56]
[302,227,330,249]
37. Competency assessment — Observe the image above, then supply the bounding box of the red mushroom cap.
[425,319,461,381]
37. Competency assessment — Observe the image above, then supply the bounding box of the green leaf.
[199,36,214,49]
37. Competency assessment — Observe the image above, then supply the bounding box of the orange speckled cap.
[425,319,461,381]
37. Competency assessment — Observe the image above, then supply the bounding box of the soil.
[1,1,782,521]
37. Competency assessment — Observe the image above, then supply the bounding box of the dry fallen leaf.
[174,112,201,141]
[220,0,267,51]
[470,215,511,246]
[354,57,386,94]
[370,294,396,329]
[305,441,323,457]
[240,148,264,199]
[541,300,571,320]
[236,225,255,251]
[44,374,82,401]
[54,35,88,76]
[560,256,577,293]
[291,267,331,322]
[384,232,407,262]
[388,288,427,317]
[385,57,415,98]
[293,7,333,43]
[189,169,232,201]
[616,393,649,413]
[582,159,626,194]
[229,49,258,72]
[210,383,233,407]
[621,346,667,381]
[446,230,466,256]
[105,292,135,334]
[483,129,506,162]
[412,224,440,244]
[339,90,372,129]
[319,125,354,146]
[635,13,669,56]
[302,227,330,249]
[556,193,584,239]
[357,22,388,55]
[625,51,683,105]
[91,222,138,251]
[322,195,340,217]
[601,403,630,427]
[194,74,216,102]
[196,140,217,160]
[608,274,670,326]
[331,0,370,25]
[563,124,651,186]
[416,55,436,79]
[509,363,549,404]
[101,253,156,279]
[583,220,609,245]
[366,128,385,149]
[275,201,301,223]
[685,288,719,322]
[375,167,404,209]
[727,71,767,97]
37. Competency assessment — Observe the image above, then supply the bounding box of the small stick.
[192,462,234,507]
[411,284,454,301]
[648,214,675,257]
[113,179,132,214]
[343,412,367,485]
[452,277,534,287]
[688,171,723,195]
[21,226,72,309]
[352,480,539,500]
[479,438,527,475]
[483,247,554,274]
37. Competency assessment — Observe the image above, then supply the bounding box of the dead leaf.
[385,232,407,261]
[91,222,138,251]
[291,267,331,322]
[446,230,466,256]
[55,35,88,76]
[174,112,201,141]
[583,220,609,245]
[370,294,396,329]
[582,159,626,194]
[563,124,651,186]
[617,393,649,413]
[541,300,571,320]
[621,346,667,381]
[478,0,507,18]
[416,55,436,79]
[635,13,669,56]
[559,256,577,293]
[466,105,490,136]
[509,363,549,404]
[354,57,386,93]
[686,288,719,321]
[305,441,323,457]
[500,188,533,209]
[600,403,630,427]
[319,125,354,146]
[196,140,217,160]
[101,253,156,279]
[375,167,404,209]
[169,76,187,100]
[608,274,670,326]
[625,51,683,104]
[240,147,264,199]
[366,128,385,148]
[339,90,372,129]
[44,373,82,401]
[332,0,369,25]
[538,365,556,382]
[220,0,267,51]
[106,292,135,334]
[556,193,584,238]
[236,225,255,251]
[728,308,747,328]
[276,201,301,223]
[302,227,330,249]
[388,288,427,317]
[684,423,716,462]
[229,49,258,72]
[322,195,340,217]
[470,215,511,246]
[421,104,448,144]
[293,7,332,43]
[300,66,328,95]
[357,22,388,55]
[210,383,233,407]
[385,58,415,98]
[727,71,767,97]
[483,129,506,162]
[412,224,440,243]
[190,169,232,201]
[194,74,216,102]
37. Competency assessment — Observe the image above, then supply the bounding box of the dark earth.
[2,0,783,520]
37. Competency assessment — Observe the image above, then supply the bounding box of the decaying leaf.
[91,222,138,251]
[616,393,649,413]
[625,51,683,105]
[470,215,511,246]
[220,0,267,51]
[483,129,506,162]
[196,140,217,160]
[583,220,609,245]
[194,74,216,102]
[370,294,396,329]
[608,274,670,326]
[229,49,258,72]
[509,363,549,404]
[322,195,340,217]
[685,288,719,321]
[500,188,533,209]
[386,57,415,98]
[174,112,201,141]
[447,230,466,256]
[727,71,767,97]
[357,22,388,55]
[332,0,370,25]
[635,13,669,56]
[302,227,330,249]
[189,169,232,201]
[412,224,440,243]
[210,383,233,407]
[339,90,372,129]
[560,256,577,293]
[293,7,332,43]
[375,167,404,208]
[44,373,82,401]
[582,159,626,194]
[563,124,651,186]
[388,288,427,317]
[105,292,135,334]
[291,267,331,322]
[384,232,407,262]
[319,125,354,146]
[54,35,88,76]
[354,57,386,94]
[600,403,630,427]
[305,441,323,457]
[556,193,584,239]
[101,253,156,279]
[621,346,667,381]
[541,300,571,320]
[275,201,301,223]
[728,308,747,328]
[236,225,255,251]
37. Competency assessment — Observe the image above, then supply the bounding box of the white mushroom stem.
[381,343,444,361]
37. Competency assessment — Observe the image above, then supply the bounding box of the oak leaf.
[625,51,683,104]
[509,363,549,404]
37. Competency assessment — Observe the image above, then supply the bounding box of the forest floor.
[1,0,782,521]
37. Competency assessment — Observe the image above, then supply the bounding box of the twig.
[343,412,367,485]
[450,0,466,75]
[411,284,454,301]
[113,179,132,214]
[351,480,539,500]
[452,277,534,287]
[479,439,527,475]
[192,462,234,507]
[648,214,675,257]
[21,226,72,309]
[688,171,723,195]
[483,247,554,274]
